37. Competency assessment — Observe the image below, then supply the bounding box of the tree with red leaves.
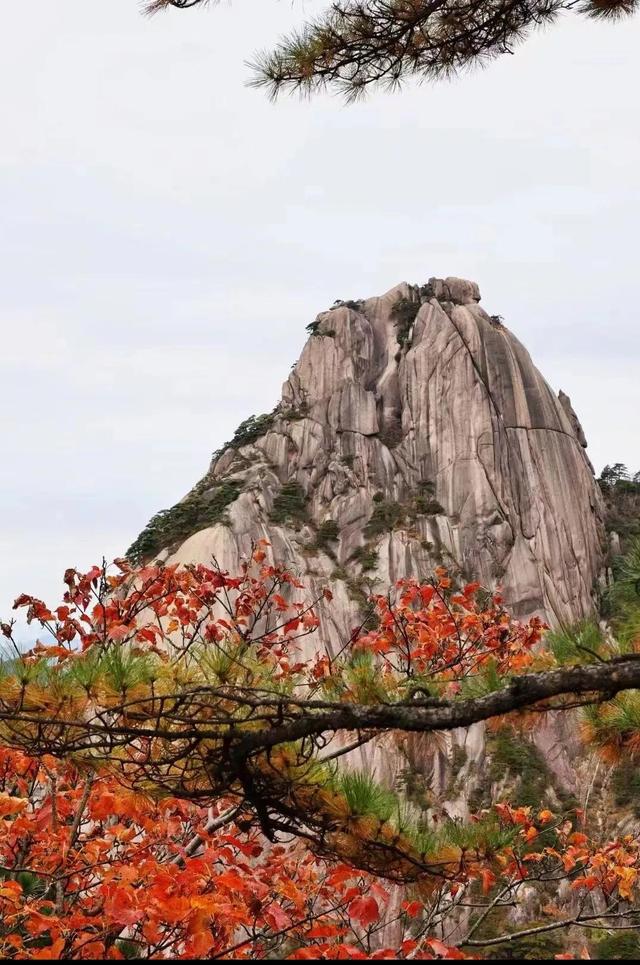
[1,544,640,958]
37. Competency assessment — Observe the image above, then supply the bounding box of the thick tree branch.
[233,655,640,754]
[3,655,640,760]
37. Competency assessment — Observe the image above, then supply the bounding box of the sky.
[1,0,638,618]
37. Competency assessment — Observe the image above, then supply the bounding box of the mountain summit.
[129,276,604,643]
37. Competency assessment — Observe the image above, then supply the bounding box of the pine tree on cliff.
[148,1,637,98]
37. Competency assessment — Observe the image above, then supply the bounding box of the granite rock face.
[137,277,606,791]
[164,277,604,631]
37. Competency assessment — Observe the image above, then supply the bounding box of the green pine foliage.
[412,481,444,517]
[350,546,379,571]
[391,295,421,348]
[595,930,640,960]
[126,480,242,564]
[227,413,275,449]
[364,499,405,538]
[602,537,640,649]
[364,483,444,539]
[270,481,309,526]
[599,464,640,545]
[313,518,340,550]
[547,620,606,665]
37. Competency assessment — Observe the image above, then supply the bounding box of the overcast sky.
[1,1,638,617]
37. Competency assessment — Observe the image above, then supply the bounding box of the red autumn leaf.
[108,623,130,641]
[480,869,496,894]
[265,901,292,931]
[402,900,423,918]
[401,939,418,954]
[103,886,143,926]
[571,875,599,891]
[216,869,249,893]
[31,938,65,960]
[347,896,379,927]
[290,946,333,960]
[427,938,466,958]
[0,794,28,818]
[427,938,453,957]
[330,945,368,960]
[326,865,355,887]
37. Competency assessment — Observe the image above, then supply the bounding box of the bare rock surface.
[133,278,606,788]
[166,278,604,626]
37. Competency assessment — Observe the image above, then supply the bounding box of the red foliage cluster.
[0,746,468,960]
[0,551,638,958]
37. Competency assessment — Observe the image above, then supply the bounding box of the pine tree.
[148,1,638,99]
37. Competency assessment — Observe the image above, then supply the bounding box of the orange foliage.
[0,549,639,958]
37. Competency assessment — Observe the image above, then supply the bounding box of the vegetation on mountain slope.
[0,538,640,958]
[599,463,640,547]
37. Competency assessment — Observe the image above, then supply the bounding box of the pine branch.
[142,0,638,97]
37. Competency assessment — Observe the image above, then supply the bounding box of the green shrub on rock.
[391,295,421,348]
[364,500,405,538]
[126,480,242,564]
[270,481,309,526]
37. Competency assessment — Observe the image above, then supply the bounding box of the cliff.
[130,276,604,629]
[127,276,606,798]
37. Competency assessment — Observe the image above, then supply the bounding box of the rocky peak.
[428,276,481,305]
[125,276,609,797]
[131,276,605,642]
